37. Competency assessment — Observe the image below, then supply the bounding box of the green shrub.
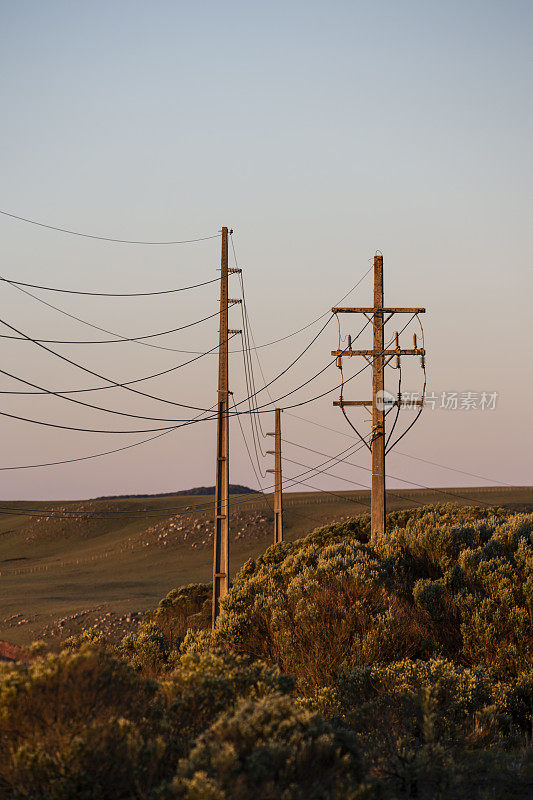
[122,583,211,675]
[336,658,498,744]
[168,693,368,800]
[216,507,533,686]
[0,641,295,798]
[0,644,166,798]
[162,647,295,747]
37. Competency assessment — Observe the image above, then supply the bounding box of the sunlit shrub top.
[216,506,533,684]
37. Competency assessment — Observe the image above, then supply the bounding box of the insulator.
[395,331,399,348]
[336,356,342,369]
[421,354,425,368]
[347,334,352,349]
[413,333,417,348]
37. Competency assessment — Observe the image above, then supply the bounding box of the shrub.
[216,506,533,686]
[122,583,211,675]
[168,693,368,800]
[336,658,498,744]
[0,641,296,798]
[0,644,165,798]
[162,647,295,747]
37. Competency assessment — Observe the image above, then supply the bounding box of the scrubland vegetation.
[1,504,533,798]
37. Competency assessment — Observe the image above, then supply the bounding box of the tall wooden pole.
[371,255,385,541]
[267,408,283,543]
[212,226,229,627]
[273,409,283,543]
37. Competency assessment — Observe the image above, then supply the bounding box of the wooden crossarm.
[332,306,425,314]
[332,348,425,357]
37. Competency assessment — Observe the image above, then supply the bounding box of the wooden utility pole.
[212,227,241,628]
[332,254,426,542]
[212,226,230,628]
[371,256,386,538]
[266,408,283,543]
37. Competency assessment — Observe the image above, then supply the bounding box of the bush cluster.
[1,505,533,799]
[216,506,533,684]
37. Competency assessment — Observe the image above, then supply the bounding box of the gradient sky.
[0,0,531,499]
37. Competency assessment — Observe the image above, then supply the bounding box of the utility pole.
[212,227,241,628]
[266,408,283,543]
[212,226,229,628]
[371,257,385,538]
[332,254,426,542]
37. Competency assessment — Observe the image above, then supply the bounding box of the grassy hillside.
[1,486,531,647]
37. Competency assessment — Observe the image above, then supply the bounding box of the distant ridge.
[93,484,260,500]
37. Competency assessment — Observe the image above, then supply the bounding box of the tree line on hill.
[92,484,260,500]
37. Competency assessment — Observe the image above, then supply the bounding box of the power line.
[0,313,418,447]
[240,314,418,416]
[1,253,375,358]
[281,438,503,509]
[231,394,264,491]
[0,439,369,519]
[391,452,516,487]
[0,209,221,245]
[0,273,341,412]
[237,273,269,471]
[384,314,426,454]
[285,410,516,487]
[0,275,219,297]
[283,477,372,509]
[0,392,223,471]
[0,365,202,424]
[282,452,425,508]
[0,408,179,435]
[0,335,227,398]
[0,307,225,346]
[1,276,225,356]
[228,232,373,354]
[0,429,174,471]
[0,313,220,412]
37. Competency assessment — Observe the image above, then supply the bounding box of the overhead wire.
[0,364,207,424]
[284,410,516,488]
[0,313,220,412]
[281,438,501,509]
[384,360,402,451]
[0,279,339,412]
[0,209,221,245]
[385,313,427,453]
[0,239,375,356]
[0,445,362,519]
[252,313,418,415]
[238,323,268,475]
[0,275,219,297]
[231,393,266,493]
[0,303,419,458]
[0,306,225,346]
[232,243,270,476]
[0,438,370,519]
[0,277,220,356]
[0,237,424,485]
